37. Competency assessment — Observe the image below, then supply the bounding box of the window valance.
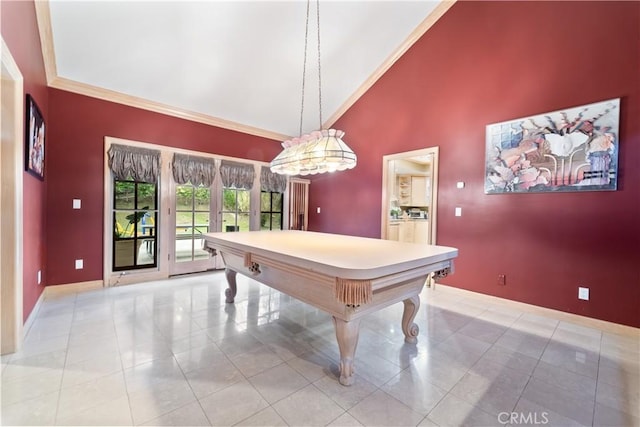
[107,144,160,183]
[220,160,255,190]
[260,166,287,193]
[172,153,217,187]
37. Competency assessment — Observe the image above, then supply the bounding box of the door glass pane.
[223,188,237,211]
[140,212,156,239]
[194,213,210,235]
[175,183,213,264]
[272,193,282,212]
[223,212,237,232]
[194,187,211,211]
[222,188,249,232]
[137,183,156,210]
[114,240,135,268]
[237,190,250,213]
[115,210,136,238]
[175,237,193,263]
[114,181,135,209]
[238,212,250,231]
[194,238,208,260]
[137,238,154,266]
[272,213,282,230]
[175,183,193,265]
[138,211,156,266]
[260,213,270,230]
[177,185,194,210]
[260,192,270,211]
[194,188,210,235]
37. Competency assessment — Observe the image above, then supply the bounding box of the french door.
[221,187,250,232]
[169,182,217,275]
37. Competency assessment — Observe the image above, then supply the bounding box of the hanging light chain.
[299,0,311,137]
[316,0,323,129]
[299,0,324,136]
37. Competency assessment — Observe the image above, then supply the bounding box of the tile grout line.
[425,302,517,426]
[506,316,558,425]
[112,294,137,427]
[590,332,603,427]
[485,308,525,419]
[164,356,212,427]
[52,293,77,426]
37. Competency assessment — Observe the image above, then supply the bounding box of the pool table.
[203,230,457,386]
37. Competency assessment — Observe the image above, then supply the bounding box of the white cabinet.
[398,221,414,243]
[410,176,428,206]
[388,220,430,244]
[397,174,429,207]
[387,223,399,241]
[414,220,429,244]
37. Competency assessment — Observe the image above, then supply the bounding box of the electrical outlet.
[75,259,83,270]
[498,274,506,286]
[578,287,589,300]
[37,270,42,284]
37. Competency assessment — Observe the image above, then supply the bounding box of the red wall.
[46,89,281,286]
[308,1,640,327]
[4,0,638,327]
[1,0,49,321]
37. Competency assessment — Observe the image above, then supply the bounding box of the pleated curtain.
[107,144,161,183]
[172,153,216,187]
[260,165,287,193]
[220,160,255,190]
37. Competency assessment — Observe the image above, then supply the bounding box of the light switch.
[73,199,81,209]
[455,207,462,217]
[75,259,83,270]
[456,182,465,189]
[317,207,321,214]
[578,287,589,300]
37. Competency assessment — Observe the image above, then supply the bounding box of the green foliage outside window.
[260,191,283,230]
[176,185,210,208]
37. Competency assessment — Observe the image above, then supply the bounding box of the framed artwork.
[485,98,620,194]
[25,94,45,180]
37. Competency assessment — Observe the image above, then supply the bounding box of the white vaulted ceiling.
[41,0,452,140]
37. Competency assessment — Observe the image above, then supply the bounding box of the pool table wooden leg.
[224,268,237,303]
[332,316,361,386]
[402,295,420,344]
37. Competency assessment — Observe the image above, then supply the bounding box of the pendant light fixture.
[270,0,357,176]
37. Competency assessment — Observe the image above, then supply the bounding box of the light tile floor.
[1,272,638,426]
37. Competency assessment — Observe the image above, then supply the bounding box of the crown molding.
[35,0,455,141]
[324,0,457,129]
[34,0,57,84]
[49,76,289,142]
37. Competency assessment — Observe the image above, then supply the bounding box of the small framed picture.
[25,94,45,180]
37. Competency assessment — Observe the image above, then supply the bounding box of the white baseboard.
[22,289,46,338]
[433,283,639,337]
[44,280,104,299]
[106,270,168,287]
